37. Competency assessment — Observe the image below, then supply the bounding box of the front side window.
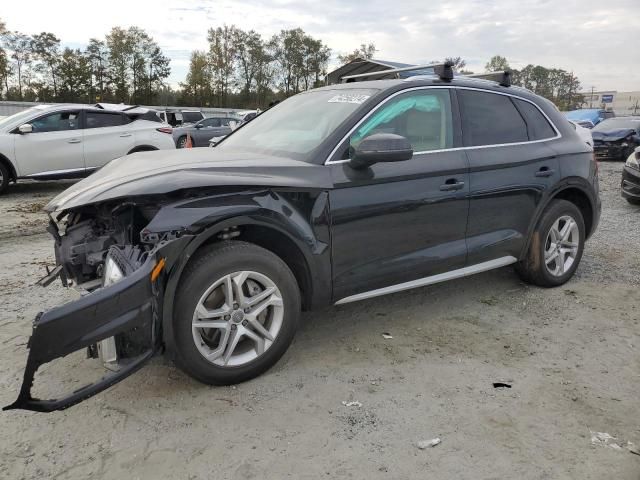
[459,90,528,146]
[84,112,124,129]
[350,89,453,154]
[200,118,221,128]
[30,111,80,133]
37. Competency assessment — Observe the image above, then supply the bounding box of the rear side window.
[513,98,556,140]
[85,112,124,129]
[459,90,528,146]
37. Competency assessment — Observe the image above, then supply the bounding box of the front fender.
[149,189,332,355]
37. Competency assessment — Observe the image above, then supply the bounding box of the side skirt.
[334,256,518,305]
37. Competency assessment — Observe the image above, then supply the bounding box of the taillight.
[156,127,172,134]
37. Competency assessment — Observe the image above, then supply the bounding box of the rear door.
[13,109,84,177]
[82,110,135,170]
[329,87,470,302]
[458,88,560,265]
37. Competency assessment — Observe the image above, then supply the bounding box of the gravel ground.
[0,163,638,480]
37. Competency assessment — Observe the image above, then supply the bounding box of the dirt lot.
[0,165,638,480]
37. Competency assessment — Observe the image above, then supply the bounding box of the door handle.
[67,139,81,144]
[119,133,132,137]
[439,179,465,191]
[535,167,555,178]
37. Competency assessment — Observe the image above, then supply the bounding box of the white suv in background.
[0,104,176,194]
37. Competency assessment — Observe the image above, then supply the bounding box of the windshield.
[217,88,377,161]
[0,106,49,130]
[593,118,640,131]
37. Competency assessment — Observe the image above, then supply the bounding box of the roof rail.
[463,71,511,87]
[338,62,511,88]
[340,62,453,83]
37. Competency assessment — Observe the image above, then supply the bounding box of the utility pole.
[589,86,595,109]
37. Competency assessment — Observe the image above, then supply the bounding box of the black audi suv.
[5,66,601,412]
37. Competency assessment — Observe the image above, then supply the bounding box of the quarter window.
[30,111,80,133]
[459,90,528,146]
[513,98,556,140]
[350,89,453,155]
[84,112,125,129]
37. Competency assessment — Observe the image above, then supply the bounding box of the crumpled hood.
[591,128,635,142]
[46,148,333,212]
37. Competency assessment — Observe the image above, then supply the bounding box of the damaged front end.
[4,202,188,413]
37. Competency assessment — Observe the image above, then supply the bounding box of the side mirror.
[194,123,203,129]
[18,124,33,134]
[349,133,413,169]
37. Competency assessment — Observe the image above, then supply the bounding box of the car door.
[82,110,135,171]
[458,88,560,265]
[190,118,217,146]
[13,109,84,177]
[328,87,470,302]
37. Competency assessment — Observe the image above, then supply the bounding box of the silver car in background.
[173,116,241,148]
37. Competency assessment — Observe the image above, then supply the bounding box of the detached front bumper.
[4,254,161,413]
[621,166,640,201]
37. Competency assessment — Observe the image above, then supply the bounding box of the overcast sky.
[3,0,639,92]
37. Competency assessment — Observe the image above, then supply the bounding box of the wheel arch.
[521,181,597,259]
[160,215,330,354]
[0,153,18,182]
[127,145,159,155]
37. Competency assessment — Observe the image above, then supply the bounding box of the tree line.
[180,26,331,109]
[484,55,583,111]
[0,17,585,111]
[0,20,170,104]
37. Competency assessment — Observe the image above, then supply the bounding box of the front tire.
[172,241,301,385]
[176,136,188,149]
[626,197,640,206]
[516,200,585,287]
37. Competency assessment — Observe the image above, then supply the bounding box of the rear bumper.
[4,254,159,413]
[621,166,640,200]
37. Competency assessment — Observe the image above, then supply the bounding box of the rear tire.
[172,241,301,385]
[0,162,10,195]
[516,200,585,287]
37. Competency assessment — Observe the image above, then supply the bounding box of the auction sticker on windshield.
[328,94,370,104]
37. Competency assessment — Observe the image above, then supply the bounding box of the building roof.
[326,58,435,85]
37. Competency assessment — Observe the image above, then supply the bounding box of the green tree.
[56,47,91,102]
[0,19,9,98]
[106,27,132,102]
[512,64,583,110]
[4,31,32,99]
[180,50,212,106]
[31,32,61,100]
[208,25,238,106]
[86,38,109,102]
[337,43,376,64]
[484,55,510,72]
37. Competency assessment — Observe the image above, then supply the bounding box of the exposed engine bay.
[50,201,162,289]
